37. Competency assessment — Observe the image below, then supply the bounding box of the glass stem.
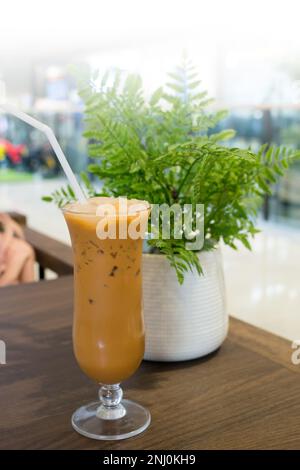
[96,384,126,420]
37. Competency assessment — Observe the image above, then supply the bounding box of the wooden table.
[0,276,300,450]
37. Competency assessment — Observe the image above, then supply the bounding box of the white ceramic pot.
[142,248,228,361]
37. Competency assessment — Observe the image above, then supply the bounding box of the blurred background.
[0,0,300,339]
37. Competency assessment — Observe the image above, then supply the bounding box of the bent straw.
[0,103,86,203]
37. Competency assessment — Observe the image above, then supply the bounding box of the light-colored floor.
[1,179,300,341]
[0,177,71,243]
[223,226,300,341]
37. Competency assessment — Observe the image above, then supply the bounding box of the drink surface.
[63,197,150,384]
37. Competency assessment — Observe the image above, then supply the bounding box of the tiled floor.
[1,178,300,342]
[223,226,300,341]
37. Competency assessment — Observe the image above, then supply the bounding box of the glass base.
[71,399,151,441]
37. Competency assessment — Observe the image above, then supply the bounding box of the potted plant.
[44,57,299,361]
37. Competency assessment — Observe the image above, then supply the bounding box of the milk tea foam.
[63,197,150,384]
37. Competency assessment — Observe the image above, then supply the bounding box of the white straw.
[0,103,86,203]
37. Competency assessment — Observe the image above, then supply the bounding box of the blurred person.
[0,214,35,287]
[25,142,59,176]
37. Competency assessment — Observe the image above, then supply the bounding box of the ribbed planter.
[142,248,228,361]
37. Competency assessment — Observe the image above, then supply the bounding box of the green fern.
[43,57,300,283]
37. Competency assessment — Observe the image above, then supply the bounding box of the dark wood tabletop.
[0,276,300,450]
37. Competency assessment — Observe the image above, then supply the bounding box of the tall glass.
[63,197,151,440]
